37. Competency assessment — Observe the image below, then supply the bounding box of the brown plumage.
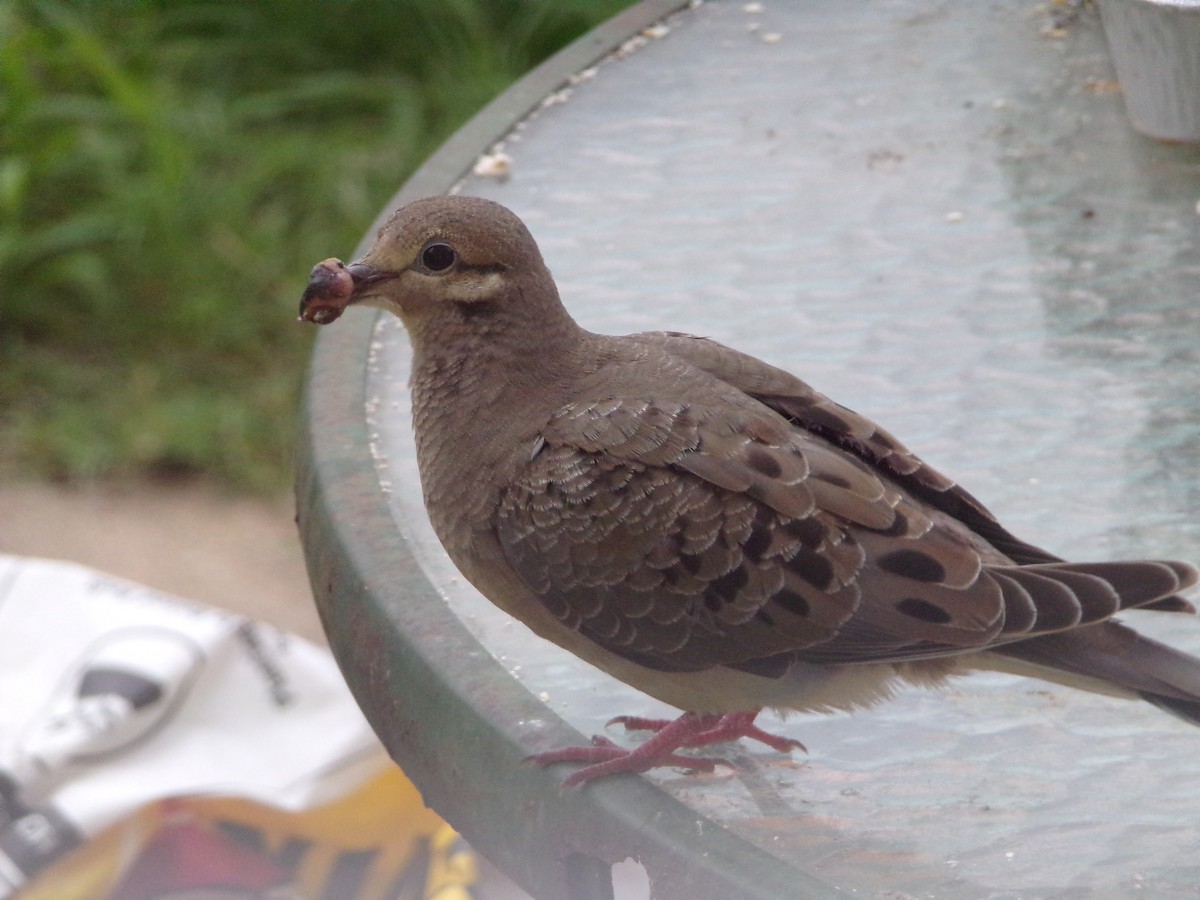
[300,195,1200,786]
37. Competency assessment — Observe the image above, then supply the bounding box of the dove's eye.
[420,242,457,272]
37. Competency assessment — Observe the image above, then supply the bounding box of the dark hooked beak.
[298,259,394,325]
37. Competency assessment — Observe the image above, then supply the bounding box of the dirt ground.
[0,479,323,642]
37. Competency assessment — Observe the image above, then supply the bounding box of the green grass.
[0,0,630,491]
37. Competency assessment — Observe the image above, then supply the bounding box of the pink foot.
[527,733,723,789]
[611,710,807,755]
[526,710,805,788]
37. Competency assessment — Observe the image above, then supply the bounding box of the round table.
[297,2,1200,897]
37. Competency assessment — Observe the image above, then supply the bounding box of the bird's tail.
[989,621,1200,726]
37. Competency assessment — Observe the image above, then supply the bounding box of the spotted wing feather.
[638,331,1196,613]
[495,386,1196,677]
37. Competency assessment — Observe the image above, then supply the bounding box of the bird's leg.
[526,712,733,788]
[527,710,808,788]
[690,711,807,754]
[605,713,718,733]
[610,710,806,754]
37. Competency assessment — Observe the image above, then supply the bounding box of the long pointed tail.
[993,621,1200,726]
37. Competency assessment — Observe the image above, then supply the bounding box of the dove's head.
[299,196,567,340]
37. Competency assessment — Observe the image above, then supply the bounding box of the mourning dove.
[300,195,1200,787]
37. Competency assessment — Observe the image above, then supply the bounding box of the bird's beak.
[298,259,395,325]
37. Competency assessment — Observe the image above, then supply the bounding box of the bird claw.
[557,748,729,789]
[701,714,808,755]
[607,715,675,732]
[609,711,807,755]
[523,736,617,767]
[527,710,801,787]
[525,738,729,787]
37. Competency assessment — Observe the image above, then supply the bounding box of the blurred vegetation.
[0,0,630,492]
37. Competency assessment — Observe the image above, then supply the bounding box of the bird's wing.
[635,331,1197,615]
[634,331,1060,564]
[495,377,1192,677]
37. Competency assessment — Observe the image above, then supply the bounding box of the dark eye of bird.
[421,242,457,272]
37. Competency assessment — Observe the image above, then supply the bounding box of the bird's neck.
[406,294,590,543]
[407,294,587,423]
